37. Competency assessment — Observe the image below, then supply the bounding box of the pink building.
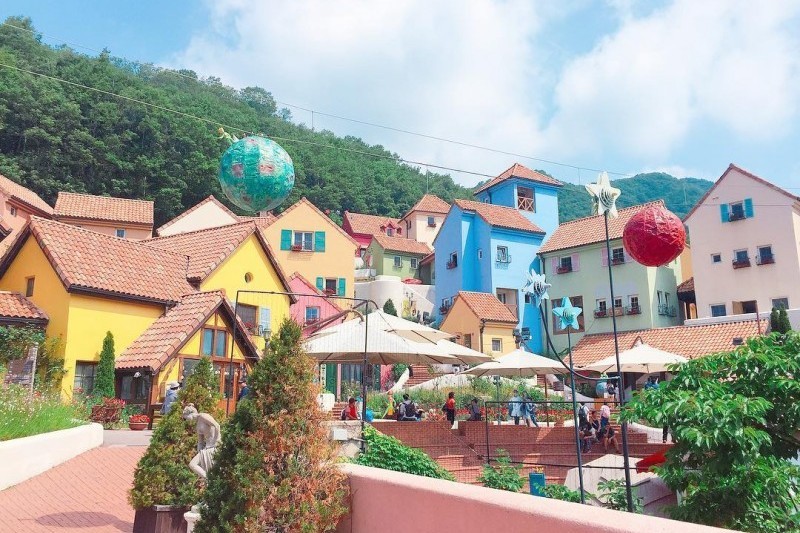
[342,212,403,257]
[54,192,154,240]
[0,174,53,252]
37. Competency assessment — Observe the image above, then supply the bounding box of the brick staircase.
[328,401,349,420]
[404,364,444,387]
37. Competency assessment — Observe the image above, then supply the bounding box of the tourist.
[644,376,658,391]
[341,397,360,420]
[467,398,482,421]
[508,389,524,425]
[398,394,418,421]
[600,402,611,429]
[444,391,456,427]
[606,381,617,401]
[161,382,179,414]
[580,418,596,453]
[523,392,539,428]
[237,379,250,401]
[604,423,621,453]
[383,391,396,419]
[577,402,588,428]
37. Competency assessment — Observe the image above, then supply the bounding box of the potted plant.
[128,414,150,431]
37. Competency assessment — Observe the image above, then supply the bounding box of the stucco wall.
[55,218,152,240]
[0,197,39,235]
[157,201,239,236]
[404,212,444,247]
[432,207,465,310]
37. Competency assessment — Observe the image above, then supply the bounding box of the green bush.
[477,450,525,492]
[0,385,85,440]
[383,299,398,316]
[354,425,455,481]
[597,479,642,513]
[391,363,408,382]
[93,332,116,398]
[543,484,583,503]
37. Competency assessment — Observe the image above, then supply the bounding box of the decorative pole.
[522,270,551,423]
[553,297,585,504]
[586,172,634,512]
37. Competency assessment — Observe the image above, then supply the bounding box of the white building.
[683,164,800,318]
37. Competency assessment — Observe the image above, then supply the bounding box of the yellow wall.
[262,201,357,297]
[439,297,516,357]
[200,233,291,349]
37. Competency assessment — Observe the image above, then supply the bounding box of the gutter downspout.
[479,319,486,354]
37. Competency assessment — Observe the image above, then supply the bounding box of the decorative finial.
[553,296,582,331]
[585,171,621,218]
[522,270,551,309]
[217,127,239,146]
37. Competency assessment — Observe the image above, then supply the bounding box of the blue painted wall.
[432,205,465,310]
[475,178,560,237]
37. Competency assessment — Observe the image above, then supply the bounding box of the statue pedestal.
[184,505,201,533]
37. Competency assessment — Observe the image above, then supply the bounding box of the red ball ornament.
[622,203,686,267]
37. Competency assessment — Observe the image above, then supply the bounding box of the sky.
[2,0,800,191]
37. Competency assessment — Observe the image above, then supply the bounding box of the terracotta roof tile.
[54,192,153,226]
[454,199,544,233]
[401,194,450,219]
[116,291,258,371]
[0,174,53,215]
[455,291,518,323]
[156,195,239,235]
[1,217,194,304]
[572,319,763,367]
[238,214,277,229]
[538,201,663,254]
[371,233,432,255]
[474,163,563,195]
[271,198,359,247]
[0,291,48,323]
[343,212,401,237]
[677,277,694,293]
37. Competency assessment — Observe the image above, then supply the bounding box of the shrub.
[0,325,44,365]
[93,332,116,399]
[196,319,348,532]
[477,450,525,492]
[543,484,583,503]
[382,299,397,316]
[0,385,84,440]
[777,307,792,334]
[354,425,455,481]
[129,357,220,509]
[391,363,408,382]
[597,479,642,513]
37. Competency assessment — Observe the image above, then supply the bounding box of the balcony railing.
[439,304,451,314]
[732,258,751,269]
[594,308,608,318]
[556,265,572,274]
[729,211,746,222]
[496,255,511,265]
[324,288,337,296]
[626,305,641,315]
[446,260,457,270]
[657,304,676,317]
[756,254,775,265]
[516,196,534,212]
[611,257,626,266]
[594,307,624,318]
[305,317,320,325]
[427,221,437,227]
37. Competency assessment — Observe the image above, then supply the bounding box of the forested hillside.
[0,17,711,226]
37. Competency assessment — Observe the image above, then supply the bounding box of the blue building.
[433,163,562,353]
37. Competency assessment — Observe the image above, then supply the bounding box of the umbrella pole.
[567,328,586,504]
[360,312,368,447]
[544,377,549,426]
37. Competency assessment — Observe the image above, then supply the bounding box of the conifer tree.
[196,319,348,532]
[383,298,397,316]
[129,357,221,509]
[770,308,780,333]
[778,308,792,334]
[93,332,116,398]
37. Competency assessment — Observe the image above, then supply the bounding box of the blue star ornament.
[585,171,621,218]
[553,296,582,331]
[522,271,550,308]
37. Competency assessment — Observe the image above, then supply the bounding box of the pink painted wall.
[336,464,729,533]
[288,276,345,332]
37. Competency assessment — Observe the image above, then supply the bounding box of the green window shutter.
[719,204,729,223]
[314,231,326,252]
[337,277,346,296]
[316,277,324,291]
[280,229,292,250]
[744,198,754,218]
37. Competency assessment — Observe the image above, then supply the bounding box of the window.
[711,253,721,264]
[115,228,126,238]
[9,206,17,216]
[735,250,749,263]
[496,292,507,304]
[614,297,623,309]
[406,220,411,230]
[757,245,774,265]
[463,334,472,349]
[491,338,502,352]
[410,257,419,269]
[772,298,789,310]
[427,216,436,227]
[25,277,34,297]
[711,304,727,317]
[629,296,639,308]
[524,293,532,304]
[729,202,745,220]
[293,231,313,251]
[595,299,608,317]
[516,186,534,212]
[305,306,320,324]
[181,358,200,380]
[496,246,510,264]
[386,227,395,236]
[201,328,227,357]
[73,362,97,394]
[120,373,149,401]
[657,290,664,305]
[477,249,483,260]
[236,304,258,334]
[612,247,625,264]
[325,278,338,294]
[447,252,458,269]
[558,256,573,273]
[393,256,402,269]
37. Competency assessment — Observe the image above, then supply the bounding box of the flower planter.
[133,505,190,533]
[129,421,148,431]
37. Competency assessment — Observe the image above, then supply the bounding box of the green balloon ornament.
[218,134,295,212]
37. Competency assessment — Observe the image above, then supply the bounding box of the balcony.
[732,258,751,269]
[446,260,457,270]
[728,211,746,222]
[556,265,572,274]
[496,255,511,265]
[756,254,775,265]
[657,304,676,317]
[611,257,626,266]
[324,289,337,296]
[290,244,304,251]
[516,196,534,212]
[439,304,451,315]
[594,308,608,318]
[626,305,641,315]
[427,222,437,227]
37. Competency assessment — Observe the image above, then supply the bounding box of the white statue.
[182,404,221,479]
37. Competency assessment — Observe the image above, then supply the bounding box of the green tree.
[383,299,397,316]
[197,319,347,532]
[623,332,800,532]
[477,450,525,492]
[93,331,116,398]
[770,308,781,332]
[354,425,455,481]
[129,356,221,509]
[778,307,792,334]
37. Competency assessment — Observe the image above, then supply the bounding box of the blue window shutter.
[314,231,326,252]
[316,277,324,291]
[719,204,729,223]
[280,229,292,250]
[744,198,754,218]
[337,278,346,296]
[258,307,271,336]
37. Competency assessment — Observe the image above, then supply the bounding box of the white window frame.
[629,295,639,308]
[711,253,722,264]
[496,246,509,263]
[324,278,338,294]
[393,256,402,269]
[115,228,126,238]
[734,249,749,263]
[612,247,625,263]
[9,205,17,217]
[491,338,502,352]
[771,297,789,310]
[305,306,320,323]
[410,257,419,269]
[596,299,607,312]
[293,231,313,251]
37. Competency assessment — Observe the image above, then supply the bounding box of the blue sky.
[2,1,799,191]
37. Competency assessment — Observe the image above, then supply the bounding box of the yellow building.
[260,197,358,298]
[439,291,518,356]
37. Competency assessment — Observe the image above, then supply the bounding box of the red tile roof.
[420,252,435,266]
[0,291,48,324]
[270,198,359,247]
[571,319,763,367]
[238,214,277,229]
[371,233,432,256]
[474,163,563,195]
[0,217,194,304]
[0,174,53,215]
[54,192,154,226]
[156,195,239,235]
[683,163,800,222]
[677,277,694,293]
[343,212,401,237]
[401,194,450,219]
[453,199,544,233]
[538,201,663,254]
[116,291,258,371]
[454,291,518,324]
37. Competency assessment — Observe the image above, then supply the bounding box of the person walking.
[444,391,456,427]
[237,379,250,402]
[467,398,482,421]
[522,392,539,427]
[508,389,524,425]
[161,382,179,415]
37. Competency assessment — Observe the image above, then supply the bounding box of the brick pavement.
[0,446,145,532]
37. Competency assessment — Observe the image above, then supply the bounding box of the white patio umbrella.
[463,348,566,377]
[311,310,453,343]
[582,343,687,374]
